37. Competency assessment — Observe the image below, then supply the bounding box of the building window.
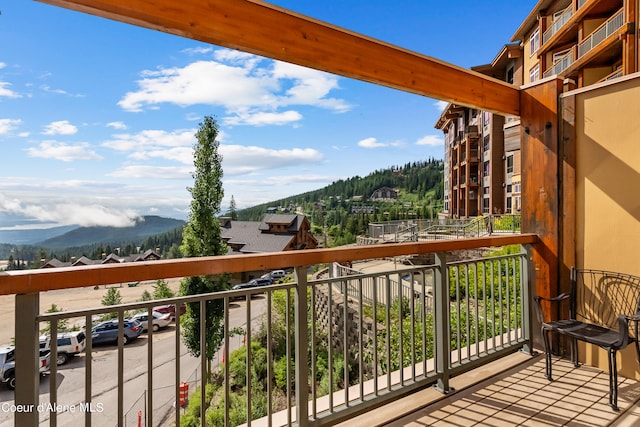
[506,197,513,213]
[483,198,490,213]
[483,135,490,152]
[506,155,514,173]
[529,28,540,56]
[484,187,490,195]
[506,66,514,84]
[483,161,490,176]
[514,183,521,193]
[507,184,512,193]
[529,63,540,82]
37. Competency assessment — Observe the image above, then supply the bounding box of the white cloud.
[0,82,21,99]
[102,129,195,154]
[0,119,22,135]
[223,110,303,126]
[416,135,444,146]
[42,120,78,135]
[357,137,404,149]
[182,46,213,56]
[0,193,139,228]
[220,145,323,174]
[26,141,103,162]
[0,63,6,69]
[108,165,192,179]
[434,100,449,111]
[106,121,127,130]
[118,49,352,125]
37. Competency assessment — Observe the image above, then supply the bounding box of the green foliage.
[39,303,68,334]
[140,290,152,302]
[180,383,215,427]
[101,288,122,320]
[152,279,175,299]
[180,116,229,365]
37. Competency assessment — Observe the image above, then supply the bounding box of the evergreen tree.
[179,115,229,378]
[229,195,238,220]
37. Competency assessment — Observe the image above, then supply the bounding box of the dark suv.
[91,319,143,345]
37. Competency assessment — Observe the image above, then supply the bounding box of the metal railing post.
[294,266,310,426]
[15,293,40,427]
[521,244,535,355]
[434,252,452,393]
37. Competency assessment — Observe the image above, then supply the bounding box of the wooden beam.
[1,234,538,295]
[520,78,563,347]
[38,0,520,116]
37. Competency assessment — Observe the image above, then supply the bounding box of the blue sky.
[0,1,534,229]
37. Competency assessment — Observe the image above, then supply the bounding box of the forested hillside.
[237,159,444,246]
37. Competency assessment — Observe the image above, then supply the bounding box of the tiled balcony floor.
[343,353,640,427]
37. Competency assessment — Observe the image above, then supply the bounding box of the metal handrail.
[543,7,573,45]
[578,9,624,59]
[15,240,534,426]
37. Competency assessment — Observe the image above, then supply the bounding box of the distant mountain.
[36,216,185,248]
[0,225,78,245]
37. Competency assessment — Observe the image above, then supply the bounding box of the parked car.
[270,270,286,279]
[132,311,172,332]
[91,319,143,345]
[154,303,186,322]
[0,345,50,390]
[232,277,273,300]
[39,330,86,365]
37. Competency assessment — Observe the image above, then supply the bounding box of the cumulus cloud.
[118,49,351,125]
[108,165,192,179]
[357,137,404,149]
[416,135,444,146]
[106,121,127,130]
[42,120,78,135]
[0,82,21,99]
[102,129,195,155]
[0,193,139,228]
[220,145,323,175]
[0,119,22,135]
[182,46,213,56]
[223,110,302,126]
[26,141,103,162]
[434,100,449,111]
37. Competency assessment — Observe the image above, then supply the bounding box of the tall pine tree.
[179,115,229,378]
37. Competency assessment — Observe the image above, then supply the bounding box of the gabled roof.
[41,258,71,269]
[259,214,306,233]
[222,220,295,254]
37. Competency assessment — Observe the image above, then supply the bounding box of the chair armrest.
[614,315,631,349]
[533,293,571,323]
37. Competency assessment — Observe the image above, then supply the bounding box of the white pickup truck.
[0,345,50,390]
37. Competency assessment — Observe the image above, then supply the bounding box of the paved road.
[0,297,267,426]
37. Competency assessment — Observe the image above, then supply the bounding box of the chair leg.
[542,327,553,380]
[571,338,579,367]
[608,349,620,411]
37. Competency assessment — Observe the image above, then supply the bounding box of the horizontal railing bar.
[36,282,296,321]
[0,234,537,295]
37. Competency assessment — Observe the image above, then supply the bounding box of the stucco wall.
[569,73,640,378]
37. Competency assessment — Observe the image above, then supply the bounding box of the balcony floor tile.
[347,353,640,427]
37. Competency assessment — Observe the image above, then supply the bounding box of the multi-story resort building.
[439,0,638,219]
[436,44,524,218]
[5,1,640,426]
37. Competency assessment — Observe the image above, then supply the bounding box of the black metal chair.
[534,267,640,411]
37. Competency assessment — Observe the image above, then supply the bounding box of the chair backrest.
[572,268,640,339]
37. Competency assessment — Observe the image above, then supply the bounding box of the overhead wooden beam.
[38,0,520,116]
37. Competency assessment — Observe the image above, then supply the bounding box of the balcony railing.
[578,9,624,59]
[2,235,537,426]
[542,7,574,46]
[543,48,576,78]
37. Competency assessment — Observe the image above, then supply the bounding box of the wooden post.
[519,78,566,349]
